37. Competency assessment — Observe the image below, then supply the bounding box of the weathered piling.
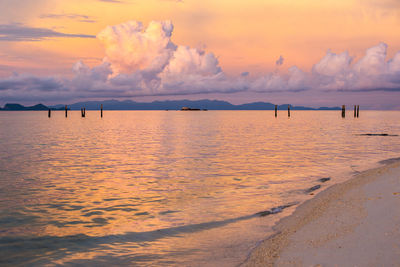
[101,104,103,118]
[288,105,291,117]
[48,109,51,118]
[357,105,359,118]
[275,105,277,117]
[81,108,86,117]
[65,105,68,118]
[341,105,345,118]
[354,105,357,117]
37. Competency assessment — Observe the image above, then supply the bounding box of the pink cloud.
[1,21,400,106]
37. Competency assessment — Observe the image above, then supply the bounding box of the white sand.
[244,161,400,266]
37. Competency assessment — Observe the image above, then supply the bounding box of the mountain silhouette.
[1,100,341,111]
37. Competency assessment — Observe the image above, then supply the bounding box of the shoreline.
[243,158,400,266]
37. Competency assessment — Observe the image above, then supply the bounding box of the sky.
[0,0,400,109]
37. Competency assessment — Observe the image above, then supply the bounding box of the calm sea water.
[0,110,399,266]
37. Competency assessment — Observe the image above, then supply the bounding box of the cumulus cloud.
[313,50,352,76]
[93,20,244,95]
[97,21,176,74]
[0,20,400,103]
[354,43,387,75]
[250,42,400,93]
[311,42,400,91]
[388,52,400,83]
[251,66,308,93]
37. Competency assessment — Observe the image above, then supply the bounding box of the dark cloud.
[275,55,284,66]
[40,13,97,23]
[0,74,64,91]
[0,23,95,41]
[337,87,400,92]
[1,21,400,107]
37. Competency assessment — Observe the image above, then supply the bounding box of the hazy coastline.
[0,100,341,111]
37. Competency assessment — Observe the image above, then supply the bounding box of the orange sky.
[1,0,400,76]
[1,0,400,108]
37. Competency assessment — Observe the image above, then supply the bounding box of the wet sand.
[244,160,400,266]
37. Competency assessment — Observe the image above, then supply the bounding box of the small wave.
[0,203,298,264]
[379,157,400,165]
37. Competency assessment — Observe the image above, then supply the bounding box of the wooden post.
[275,105,277,117]
[357,105,359,118]
[288,105,291,117]
[65,105,68,118]
[84,108,86,117]
[48,109,51,118]
[341,105,345,118]
[101,104,103,118]
[354,105,356,117]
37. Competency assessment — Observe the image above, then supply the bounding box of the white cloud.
[313,50,352,76]
[354,42,387,76]
[250,66,308,92]
[94,20,242,95]
[97,20,175,74]
[163,45,221,76]
[249,42,400,93]
[1,21,400,104]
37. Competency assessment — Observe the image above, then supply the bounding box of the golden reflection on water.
[0,110,399,265]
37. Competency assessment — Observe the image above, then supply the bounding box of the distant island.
[0,99,341,111]
[0,103,50,111]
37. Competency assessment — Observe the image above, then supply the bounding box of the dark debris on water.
[256,203,298,217]
[318,177,331,183]
[357,133,398,136]
[305,185,321,193]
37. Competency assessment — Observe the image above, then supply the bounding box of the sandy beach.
[244,159,400,266]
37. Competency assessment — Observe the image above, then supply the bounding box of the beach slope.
[245,161,400,266]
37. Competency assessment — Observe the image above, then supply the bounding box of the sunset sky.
[0,0,400,108]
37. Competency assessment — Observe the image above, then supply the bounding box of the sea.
[0,110,399,266]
